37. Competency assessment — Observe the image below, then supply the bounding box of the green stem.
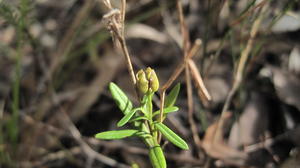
[148,93,160,144]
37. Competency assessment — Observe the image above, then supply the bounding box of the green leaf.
[109,82,133,115]
[129,116,149,122]
[153,106,179,117]
[164,83,180,107]
[141,123,150,134]
[135,131,152,138]
[155,123,189,150]
[117,108,140,127]
[142,94,153,118]
[95,130,139,140]
[149,146,166,168]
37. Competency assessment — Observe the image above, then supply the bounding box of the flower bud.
[136,69,149,95]
[145,67,159,93]
[136,67,159,95]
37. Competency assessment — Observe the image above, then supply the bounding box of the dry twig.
[158,1,211,159]
[102,0,136,86]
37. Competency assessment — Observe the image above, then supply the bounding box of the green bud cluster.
[136,67,159,95]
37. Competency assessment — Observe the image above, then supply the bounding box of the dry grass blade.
[176,0,190,52]
[188,59,212,104]
[230,0,268,26]
[103,0,112,9]
[214,2,268,144]
[161,39,202,92]
[185,66,202,154]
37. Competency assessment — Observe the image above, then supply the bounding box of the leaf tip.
[182,143,189,150]
[117,121,124,127]
[94,133,102,139]
[108,82,115,89]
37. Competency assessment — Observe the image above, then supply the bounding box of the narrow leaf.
[142,94,153,118]
[129,116,149,122]
[164,83,180,107]
[135,131,152,138]
[95,130,139,140]
[149,146,166,168]
[155,123,189,150]
[117,108,140,127]
[109,82,133,115]
[153,106,179,117]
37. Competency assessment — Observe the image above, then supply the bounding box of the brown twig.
[120,0,126,28]
[102,0,136,86]
[158,39,202,124]
[176,0,190,53]
[177,0,203,157]
[158,1,208,156]
[160,39,202,92]
[185,62,204,156]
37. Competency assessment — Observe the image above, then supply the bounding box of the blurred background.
[0,0,300,167]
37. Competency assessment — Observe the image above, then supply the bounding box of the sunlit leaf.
[135,131,152,139]
[117,108,141,127]
[95,130,139,140]
[164,83,180,107]
[155,122,189,150]
[149,146,166,168]
[129,116,149,122]
[109,82,133,115]
[153,106,179,117]
[142,94,153,118]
